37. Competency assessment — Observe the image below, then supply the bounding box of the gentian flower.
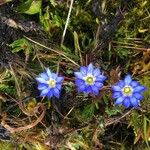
[74,63,106,95]
[112,74,147,108]
[36,68,64,98]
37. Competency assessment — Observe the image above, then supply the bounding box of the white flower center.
[47,79,56,88]
[84,74,95,85]
[122,86,133,96]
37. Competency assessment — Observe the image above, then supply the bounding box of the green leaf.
[17,0,42,15]
[0,84,16,96]
[74,31,82,56]
[16,0,33,13]
[81,104,95,120]
[9,38,32,61]
[105,106,121,117]
[49,0,56,7]
[143,116,150,147]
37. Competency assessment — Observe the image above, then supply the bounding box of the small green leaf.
[82,104,95,120]
[17,0,42,15]
[49,0,56,7]
[25,0,42,15]
[105,106,121,117]
[9,38,32,61]
[143,116,150,147]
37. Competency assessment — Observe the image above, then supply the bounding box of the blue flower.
[74,63,106,95]
[36,68,64,98]
[112,74,147,108]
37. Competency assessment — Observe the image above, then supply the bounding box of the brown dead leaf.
[132,51,150,75]
[110,66,121,84]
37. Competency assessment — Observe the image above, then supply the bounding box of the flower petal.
[40,73,49,80]
[94,82,103,89]
[123,97,130,108]
[96,75,106,82]
[38,83,48,90]
[53,88,60,98]
[130,97,139,108]
[80,66,87,75]
[40,88,50,97]
[87,63,94,74]
[93,68,101,77]
[130,81,139,87]
[56,83,62,90]
[46,68,52,77]
[47,90,53,98]
[124,75,132,85]
[112,91,122,99]
[115,96,124,105]
[36,77,47,84]
[133,93,143,100]
[134,85,147,92]
[85,86,92,94]
[78,84,86,92]
[75,79,84,86]
[52,73,57,79]
[91,85,99,95]
[117,81,125,88]
[74,72,84,79]
[57,77,64,83]
[112,85,122,92]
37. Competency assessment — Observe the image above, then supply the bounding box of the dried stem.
[61,0,74,45]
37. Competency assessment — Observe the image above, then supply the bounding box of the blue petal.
[80,66,87,75]
[130,81,139,87]
[130,97,139,108]
[38,83,48,90]
[75,79,84,86]
[40,88,50,97]
[134,86,147,92]
[91,85,99,95]
[133,93,143,100]
[53,88,60,98]
[52,73,58,79]
[36,77,47,84]
[57,77,64,83]
[93,68,101,77]
[47,90,53,98]
[112,91,122,99]
[78,84,86,92]
[124,75,132,85]
[115,96,124,105]
[94,82,103,89]
[56,83,62,90]
[96,75,106,82]
[123,97,130,108]
[87,63,94,74]
[74,72,84,79]
[46,68,52,77]
[117,81,125,88]
[40,73,49,80]
[112,85,122,92]
[85,86,92,94]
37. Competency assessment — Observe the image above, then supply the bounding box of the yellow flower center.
[84,74,95,85]
[47,79,56,88]
[122,86,133,96]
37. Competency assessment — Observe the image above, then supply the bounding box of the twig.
[113,45,150,51]
[61,0,74,45]
[1,103,46,133]
[56,61,60,74]
[9,63,21,97]
[24,36,80,67]
[64,107,74,119]
[105,109,133,127]
[52,101,65,118]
